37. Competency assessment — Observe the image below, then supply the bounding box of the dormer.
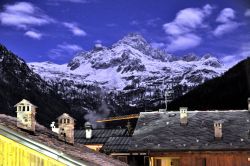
[14,99,37,132]
[57,113,75,144]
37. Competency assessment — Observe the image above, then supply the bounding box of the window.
[60,119,62,124]
[27,106,30,111]
[67,119,70,124]
[22,106,25,111]
[64,119,66,123]
[117,156,128,163]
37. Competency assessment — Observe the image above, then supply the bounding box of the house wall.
[0,134,66,166]
[149,151,250,166]
[85,144,103,151]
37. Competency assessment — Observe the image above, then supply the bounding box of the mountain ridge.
[27,33,227,125]
[168,57,250,110]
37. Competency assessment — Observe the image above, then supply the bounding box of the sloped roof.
[14,99,37,108]
[75,129,128,144]
[0,114,127,166]
[57,113,75,120]
[101,137,131,153]
[130,110,250,152]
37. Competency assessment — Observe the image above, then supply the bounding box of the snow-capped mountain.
[29,33,225,90]
[28,33,226,123]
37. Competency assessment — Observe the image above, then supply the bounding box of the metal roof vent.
[84,122,92,139]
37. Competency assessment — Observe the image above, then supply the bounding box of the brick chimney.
[180,107,188,125]
[248,98,250,111]
[214,121,223,140]
[15,99,37,132]
[57,113,75,144]
[84,122,92,139]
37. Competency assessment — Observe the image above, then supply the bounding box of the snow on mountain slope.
[29,33,226,91]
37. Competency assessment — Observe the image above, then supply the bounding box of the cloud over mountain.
[163,4,213,51]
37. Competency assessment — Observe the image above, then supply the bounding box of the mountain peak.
[114,33,148,50]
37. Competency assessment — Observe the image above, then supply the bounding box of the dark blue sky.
[0,0,250,66]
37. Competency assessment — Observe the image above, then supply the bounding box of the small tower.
[57,113,75,144]
[14,99,37,132]
[84,122,92,139]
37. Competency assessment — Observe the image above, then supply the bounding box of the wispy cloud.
[167,34,202,52]
[146,18,161,27]
[163,4,213,51]
[213,8,242,37]
[24,30,42,39]
[49,43,83,59]
[245,9,250,17]
[63,22,87,36]
[0,2,54,29]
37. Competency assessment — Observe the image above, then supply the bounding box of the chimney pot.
[180,107,188,125]
[85,122,92,139]
[214,121,223,140]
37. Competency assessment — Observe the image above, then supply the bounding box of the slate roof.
[75,128,128,144]
[0,114,127,166]
[101,137,131,153]
[130,110,250,152]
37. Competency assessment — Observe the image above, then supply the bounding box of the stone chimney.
[84,122,92,139]
[214,121,223,140]
[57,113,75,144]
[248,98,250,111]
[180,107,188,125]
[14,99,37,132]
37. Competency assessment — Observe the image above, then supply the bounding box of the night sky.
[0,0,250,66]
